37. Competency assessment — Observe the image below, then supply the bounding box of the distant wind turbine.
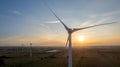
[30,43,32,57]
[43,2,117,67]
[21,44,24,52]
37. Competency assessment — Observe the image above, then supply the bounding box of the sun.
[78,36,85,42]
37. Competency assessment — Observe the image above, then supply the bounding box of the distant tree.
[0,59,5,66]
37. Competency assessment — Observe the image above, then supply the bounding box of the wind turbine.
[21,44,24,52]
[29,43,32,57]
[43,2,117,67]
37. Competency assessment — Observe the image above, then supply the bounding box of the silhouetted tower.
[30,43,32,57]
[21,44,24,52]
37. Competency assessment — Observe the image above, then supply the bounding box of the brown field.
[0,46,120,67]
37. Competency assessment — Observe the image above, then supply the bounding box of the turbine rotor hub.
[67,28,74,34]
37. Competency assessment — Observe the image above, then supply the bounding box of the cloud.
[80,10,120,27]
[100,10,120,17]
[45,20,60,24]
[39,24,50,29]
[12,10,23,16]
[80,20,95,27]
[0,35,22,41]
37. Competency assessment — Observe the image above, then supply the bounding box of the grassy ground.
[0,46,120,67]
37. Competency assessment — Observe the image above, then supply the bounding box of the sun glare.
[78,36,85,42]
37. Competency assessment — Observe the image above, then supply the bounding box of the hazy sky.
[0,0,120,46]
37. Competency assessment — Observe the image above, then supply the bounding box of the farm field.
[0,46,120,67]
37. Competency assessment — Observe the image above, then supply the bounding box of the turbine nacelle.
[67,28,80,34]
[66,28,74,34]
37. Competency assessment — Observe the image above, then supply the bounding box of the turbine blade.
[73,22,117,32]
[65,35,69,48]
[42,1,69,30]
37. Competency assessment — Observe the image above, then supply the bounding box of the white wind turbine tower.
[29,43,32,57]
[43,2,117,67]
[21,44,24,52]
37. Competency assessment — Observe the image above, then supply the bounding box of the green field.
[0,46,120,67]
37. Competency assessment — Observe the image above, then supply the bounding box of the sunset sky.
[0,0,120,46]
